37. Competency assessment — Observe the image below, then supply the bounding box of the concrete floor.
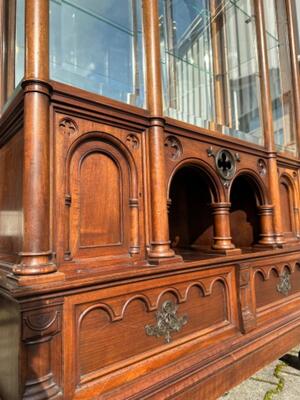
[219,347,300,400]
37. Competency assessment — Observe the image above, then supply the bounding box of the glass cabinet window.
[294,1,300,55]
[15,0,25,87]
[0,0,24,111]
[50,0,145,108]
[264,0,296,156]
[160,0,263,146]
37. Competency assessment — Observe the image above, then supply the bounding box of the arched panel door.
[68,139,130,261]
[279,179,295,238]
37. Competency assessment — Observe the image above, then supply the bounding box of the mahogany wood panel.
[64,265,238,398]
[69,139,129,259]
[255,268,285,308]
[280,181,293,234]
[53,112,145,267]
[78,282,227,378]
[254,261,300,309]
[0,130,23,260]
[0,295,20,400]
[79,153,121,246]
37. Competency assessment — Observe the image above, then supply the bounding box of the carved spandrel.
[164,136,183,160]
[257,158,267,176]
[207,147,239,188]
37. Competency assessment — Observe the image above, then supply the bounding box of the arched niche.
[230,174,261,249]
[279,175,296,239]
[168,165,216,259]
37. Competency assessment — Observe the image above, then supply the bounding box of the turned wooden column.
[13,0,56,275]
[143,0,174,260]
[257,205,276,246]
[254,0,284,246]
[0,0,5,110]
[286,0,300,241]
[211,203,239,254]
[285,0,300,153]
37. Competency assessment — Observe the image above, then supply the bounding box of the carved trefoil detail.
[164,136,183,160]
[277,270,292,296]
[59,117,78,135]
[145,300,187,343]
[126,134,139,149]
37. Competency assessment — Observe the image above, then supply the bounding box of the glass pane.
[50,0,145,108]
[1,0,24,112]
[295,1,300,53]
[160,0,263,146]
[264,0,296,155]
[159,0,215,127]
[15,0,25,87]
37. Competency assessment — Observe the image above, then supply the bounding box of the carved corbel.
[21,301,63,400]
[238,265,256,333]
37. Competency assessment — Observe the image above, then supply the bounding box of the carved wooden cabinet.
[1,0,300,399]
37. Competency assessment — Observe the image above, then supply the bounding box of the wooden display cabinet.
[0,0,300,399]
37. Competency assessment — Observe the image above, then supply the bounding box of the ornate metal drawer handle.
[277,270,292,296]
[145,300,187,343]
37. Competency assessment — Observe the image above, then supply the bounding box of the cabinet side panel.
[0,130,23,260]
[0,295,20,400]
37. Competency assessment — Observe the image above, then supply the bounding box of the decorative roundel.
[164,136,183,160]
[215,149,236,180]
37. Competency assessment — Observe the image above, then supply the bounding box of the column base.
[8,270,65,287]
[23,372,61,400]
[274,234,286,247]
[211,247,242,256]
[147,241,177,260]
[253,242,278,250]
[148,254,183,266]
[13,262,57,276]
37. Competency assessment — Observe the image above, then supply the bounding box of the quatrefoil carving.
[215,149,236,180]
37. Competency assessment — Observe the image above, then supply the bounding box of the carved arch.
[229,169,268,206]
[208,277,228,297]
[121,294,154,317]
[66,131,138,198]
[167,159,221,253]
[78,303,117,325]
[184,282,206,300]
[167,158,225,203]
[156,288,182,307]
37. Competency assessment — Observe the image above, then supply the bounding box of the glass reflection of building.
[1,0,298,157]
